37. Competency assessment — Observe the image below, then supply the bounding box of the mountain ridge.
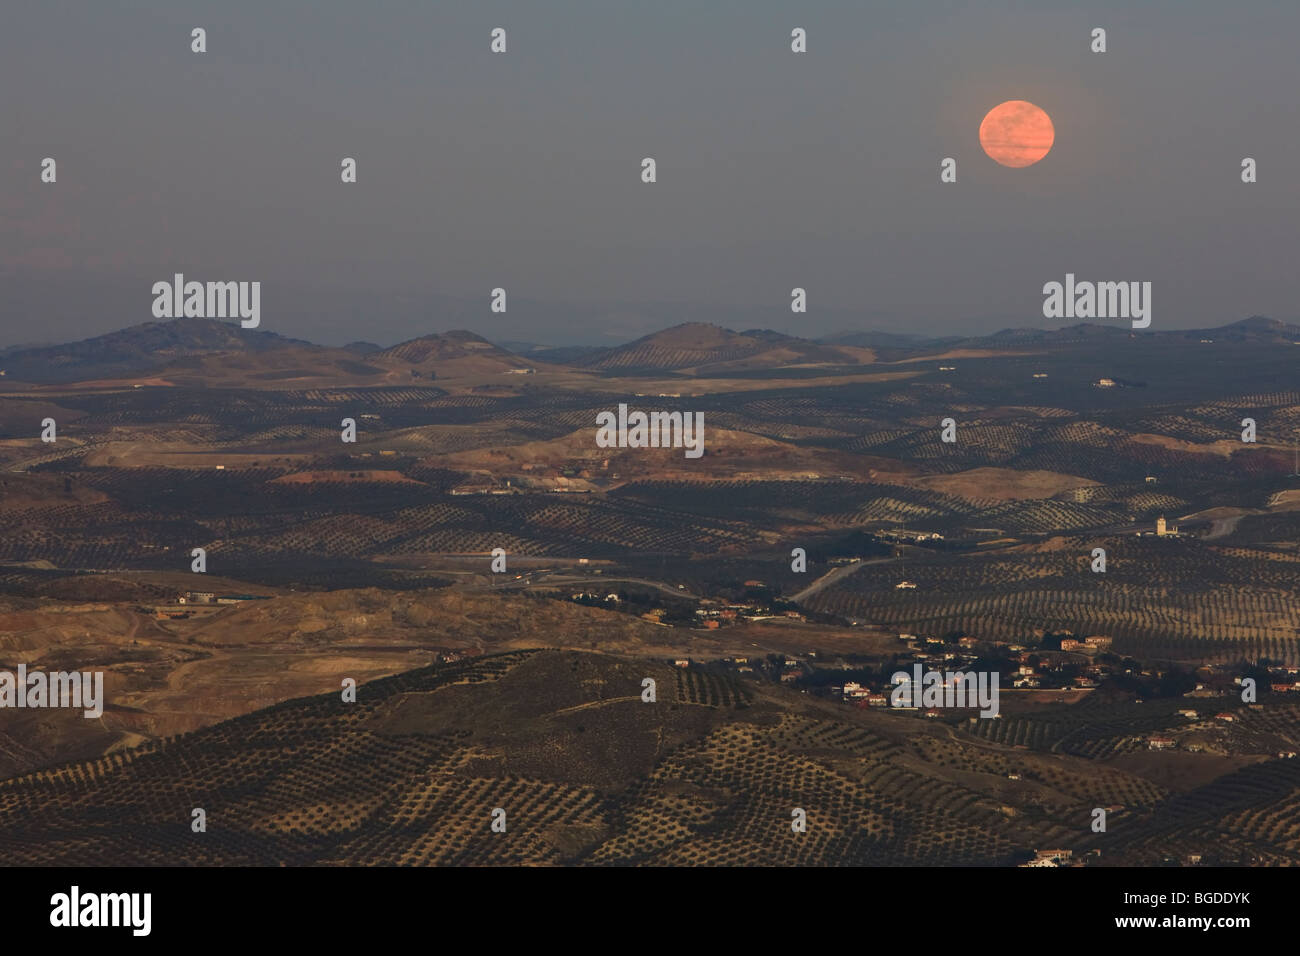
[1,315,1292,385]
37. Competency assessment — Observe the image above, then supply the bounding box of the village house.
[1034,849,1073,864]
[842,682,871,701]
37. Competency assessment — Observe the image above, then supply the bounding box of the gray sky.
[2,0,1297,346]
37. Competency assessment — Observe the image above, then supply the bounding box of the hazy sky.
[2,0,1297,347]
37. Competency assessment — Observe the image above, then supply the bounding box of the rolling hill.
[573,323,876,373]
[0,319,314,384]
[1,648,1290,865]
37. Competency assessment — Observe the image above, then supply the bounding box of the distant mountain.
[1181,316,1300,344]
[0,323,543,386]
[941,317,1300,351]
[971,323,1134,346]
[376,330,539,376]
[165,329,543,386]
[0,318,311,383]
[5,315,1294,386]
[819,329,948,349]
[573,322,876,373]
[524,344,607,365]
[493,340,550,354]
[379,329,512,363]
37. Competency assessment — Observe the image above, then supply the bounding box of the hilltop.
[0,319,313,384]
[573,322,876,373]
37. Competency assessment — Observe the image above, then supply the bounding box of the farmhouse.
[1034,849,1073,863]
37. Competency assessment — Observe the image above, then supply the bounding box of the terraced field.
[804,538,1300,663]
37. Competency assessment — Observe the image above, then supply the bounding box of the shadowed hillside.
[2,648,1294,866]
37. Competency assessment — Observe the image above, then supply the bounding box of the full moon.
[979,100,1054,167]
